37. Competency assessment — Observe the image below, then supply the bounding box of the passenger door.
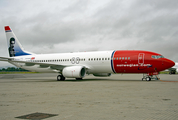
[138,53,144,65]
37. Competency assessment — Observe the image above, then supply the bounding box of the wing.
[0,56,67,70]
[0,57,89,71]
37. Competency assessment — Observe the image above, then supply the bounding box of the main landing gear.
[142,74,159,81]
[57,75,83,81]
[57,75,65,81]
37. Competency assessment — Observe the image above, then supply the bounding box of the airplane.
[168,62,178,74]
[0,26,175,81]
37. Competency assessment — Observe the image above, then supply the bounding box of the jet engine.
[62,66,86,78]
[93,73,111,77]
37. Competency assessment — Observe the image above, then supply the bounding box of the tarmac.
[0,73,178,120]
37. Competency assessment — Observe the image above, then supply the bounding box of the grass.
[0,72,39,74]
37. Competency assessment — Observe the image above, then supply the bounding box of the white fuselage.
[10,51,113,74]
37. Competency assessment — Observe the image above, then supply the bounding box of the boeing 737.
[0,26,175,81]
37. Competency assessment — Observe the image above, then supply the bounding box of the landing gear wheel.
[146,77,151,81]
[57,75,65,81]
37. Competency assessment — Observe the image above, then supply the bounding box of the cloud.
[0,0,178,67]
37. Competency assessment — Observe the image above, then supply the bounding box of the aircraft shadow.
[0,78,148,83]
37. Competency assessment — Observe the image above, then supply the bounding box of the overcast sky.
[0,0,178,67]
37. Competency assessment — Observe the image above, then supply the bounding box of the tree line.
[0,67,29,72]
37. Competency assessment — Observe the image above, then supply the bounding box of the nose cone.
[163,58,175,69]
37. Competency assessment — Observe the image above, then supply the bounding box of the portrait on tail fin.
[9,37,15,57]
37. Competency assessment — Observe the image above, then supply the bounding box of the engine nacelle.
[93,73,111,77]
[62,66,86,78]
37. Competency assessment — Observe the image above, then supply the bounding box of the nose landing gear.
[142,73,159,81]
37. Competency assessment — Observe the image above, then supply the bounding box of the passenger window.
[128,57,130,60]
[119,57,121,60]
[125,57,127,60]
[122,57,124,60]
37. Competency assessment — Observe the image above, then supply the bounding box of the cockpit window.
[152,56,156,59]
[152,55,164,59]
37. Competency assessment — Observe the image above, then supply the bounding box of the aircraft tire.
[146,77,151,81]
[57,75,65,81]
